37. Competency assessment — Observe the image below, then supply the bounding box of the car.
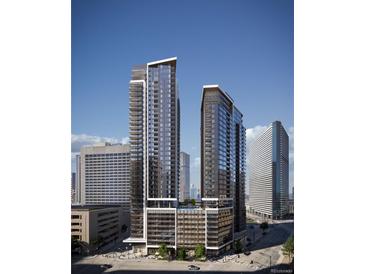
[188,265,200,271]
[100,264,112,270]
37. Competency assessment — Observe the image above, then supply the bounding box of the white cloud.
[246,125,268,150]
[193,157,200,168]
[71,133,129,153]
[121,136,130,144]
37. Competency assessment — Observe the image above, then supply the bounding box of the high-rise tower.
[126,57,180,254]
[200,85,246,255]
[179,152,190,202]
[248,121,289,220]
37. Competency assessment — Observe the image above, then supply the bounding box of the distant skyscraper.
[126,57,180,254]
[80,143,130,206]
[190,184,198,200]
[71,172,76,204]
[179,152,190,202]
[75,154,81,204]
[249,121,289,220]
[201,85,246,254]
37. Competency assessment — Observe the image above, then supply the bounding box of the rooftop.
[71,204,122,211]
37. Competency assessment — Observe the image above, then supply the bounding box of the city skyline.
[71,0,294,192]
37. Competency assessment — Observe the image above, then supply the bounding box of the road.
[72,221,294,274]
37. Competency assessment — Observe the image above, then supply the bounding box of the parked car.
[188,265,200,271]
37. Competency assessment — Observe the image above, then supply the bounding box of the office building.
[71,205,129,250]
[287,199,294,215]
[125,57,180,254]
[248,121,289,220]
[177,208,205,249]
[71,172,76,204]
[200,85,246,255]
[80,143,130,206]
[75,154,81,204]
[179,152,190,202]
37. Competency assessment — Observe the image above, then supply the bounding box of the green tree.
[158,243,168,258]
[282,235,294,261]
[121,224,128,232]
[260,222,269,234]
[71,238,81,250]
[234,240,243,254]
[91,235,103,249]
[195,243,205,259]
[191,199,196,206]
[177,248,187,260]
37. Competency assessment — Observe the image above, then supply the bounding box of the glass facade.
[127,58,179,251]
[201,86,246,253]
[147,61,179,199]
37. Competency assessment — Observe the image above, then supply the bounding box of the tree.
[71,238,81,250]
[121,224,128,232]
[195,243,205,259]
[158,243,168,258]
[260,222,269,234]
[191,199,196,206]
[282,235,294,261]
[91,235,104,249]
[234,240,242,254]
[177,248,187,260]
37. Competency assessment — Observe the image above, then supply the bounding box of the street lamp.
[259,252,271,270]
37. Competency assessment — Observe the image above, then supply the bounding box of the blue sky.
[72,0,294,191]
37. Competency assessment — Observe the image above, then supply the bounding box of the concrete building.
[177,208,205,249]
[200,85,247,255]
[80,143,130,207]
[287,199,294,215]
[71,205,129,249]
[125,57,180,254]
[179,152,190,202]
[75,154,81,204]
[71,172,76,204]
[248,121,289,220]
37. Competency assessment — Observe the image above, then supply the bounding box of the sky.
[71,0,294,193]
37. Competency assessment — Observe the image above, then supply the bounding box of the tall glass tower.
[126,57,180,254]
[248,121,289,220]
[201,85,246,255]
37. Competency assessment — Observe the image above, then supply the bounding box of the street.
[72,221,293,273]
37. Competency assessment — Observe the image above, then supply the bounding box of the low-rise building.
[177,208,205,250]
[71,205,129,249]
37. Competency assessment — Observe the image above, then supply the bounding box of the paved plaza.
[72,221,293,274]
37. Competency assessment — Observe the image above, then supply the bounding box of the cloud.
[193,157,200,168]
[71,133,129,153]
[121,137,130,144]
[246,125,269,150]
